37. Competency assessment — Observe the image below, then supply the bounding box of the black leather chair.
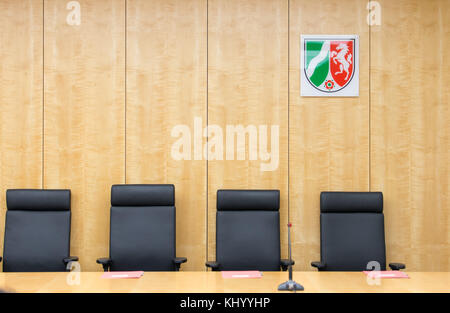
[97,184,187,271]
[0,189,78,272]
[311,192,405,271]
[206,190,292,271]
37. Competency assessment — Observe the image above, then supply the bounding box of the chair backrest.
[319,192,387,271]
[3,189,71,272]
[109,184,176,271]
[216,190,281,271]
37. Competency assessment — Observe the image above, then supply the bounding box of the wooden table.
[0,272,448,293]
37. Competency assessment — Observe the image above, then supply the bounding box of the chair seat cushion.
[216,211,281,271]
[321,213,386,271]
[110,206,175,271]
[3,211,70,272]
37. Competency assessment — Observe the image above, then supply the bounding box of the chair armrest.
[63,256,79,272]
[311,261,326,271]
[205,261,220,271]
[389,263,405,271]
[96,257,112,272]
[280,259,294,271]
[63,256,79,265]
[173,257,187,271]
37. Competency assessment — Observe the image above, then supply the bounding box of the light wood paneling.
[0,0,43,265]
[44,0,125,271]
[289,0,370,270]
[371,0,449,271]
[208,0,289,262]
[126,0,207,271]
[0,0,447,273]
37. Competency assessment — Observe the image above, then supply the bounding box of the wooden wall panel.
[289,0,370,270]
[44,0,125,271]
[0,0,447,273]
[208,0,289,262]
[371,0,449,271]
[126,0,207,271]
[0,0,43,265]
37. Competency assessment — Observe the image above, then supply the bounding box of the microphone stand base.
[278,280,304,292]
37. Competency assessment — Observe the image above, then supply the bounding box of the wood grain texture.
[0,0,447,273]
[207,0,289,262]
[0,0,43,266]
[126,0,207,271]
[289,0,370,270]
[44,0,125,271]
[371,0,449,271]
[1,272,449,293]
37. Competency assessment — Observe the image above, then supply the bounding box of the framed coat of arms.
[301,35,359,97]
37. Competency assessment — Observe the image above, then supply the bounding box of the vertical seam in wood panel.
[125,0,127,184]
[205,0,209,268]
[368,0,371,192]
[42,0,45,188]
[287,0,291,259]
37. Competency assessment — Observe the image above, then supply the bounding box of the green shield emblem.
[305,40,330,89]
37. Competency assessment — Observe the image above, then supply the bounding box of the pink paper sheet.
[363,271,409,279]
[221,271,262,279]
[101,271,144,279]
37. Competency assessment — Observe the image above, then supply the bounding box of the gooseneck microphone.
[278,223,304,291]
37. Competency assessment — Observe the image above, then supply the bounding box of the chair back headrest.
[6,189,71,211]
[111,184,175,206]
[217,190,280,211]
[320,192,383,213]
